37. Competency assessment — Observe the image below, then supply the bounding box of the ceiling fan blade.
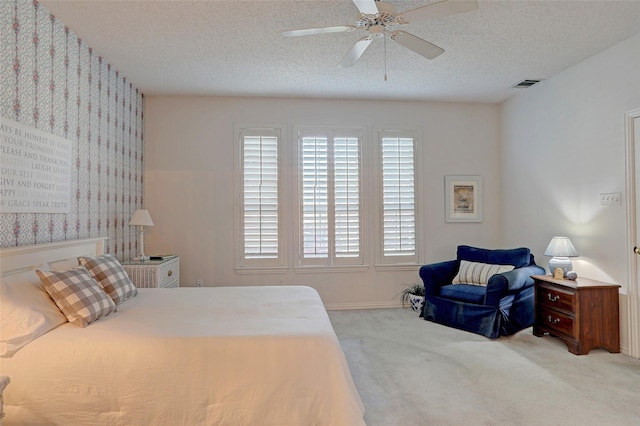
[397,0,478,24]
[282,25,356,38]
[339,36,373,67]
[352,0,379,16]
[390,31,444,60]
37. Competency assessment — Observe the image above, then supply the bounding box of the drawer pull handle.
[168,270,173,277]
[547,293,560,302]
[547,315,560,324]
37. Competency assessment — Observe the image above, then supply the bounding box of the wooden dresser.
[532,275,620,355]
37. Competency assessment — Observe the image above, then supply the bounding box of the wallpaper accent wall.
[0,0,144,259]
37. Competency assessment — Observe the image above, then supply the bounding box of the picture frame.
[445,175,483,222]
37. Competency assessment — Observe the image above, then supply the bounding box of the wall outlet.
[599,192,621,207]
[196,279,204,287]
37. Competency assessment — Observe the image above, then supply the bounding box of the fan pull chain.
[384,33,388,81]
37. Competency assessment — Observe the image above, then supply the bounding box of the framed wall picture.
[445,175,483,222]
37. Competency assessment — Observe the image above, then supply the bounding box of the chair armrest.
[419,260,458,297]
[485,265,546,306]
[505,265,546,291]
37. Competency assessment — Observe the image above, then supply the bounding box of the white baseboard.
[324,300,405,310]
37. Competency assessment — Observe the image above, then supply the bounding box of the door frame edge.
[624,107,640,358]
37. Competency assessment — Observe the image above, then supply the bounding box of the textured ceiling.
[39,0,640,103]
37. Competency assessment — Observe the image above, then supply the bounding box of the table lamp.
[129,209,154,261]
[544,236,578,278]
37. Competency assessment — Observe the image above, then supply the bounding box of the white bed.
[0,238,365,425]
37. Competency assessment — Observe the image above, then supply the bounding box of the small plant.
[399,283,425,307]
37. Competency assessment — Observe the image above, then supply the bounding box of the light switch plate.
[600,192,621,206]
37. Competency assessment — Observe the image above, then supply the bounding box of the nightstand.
[532,275,620,355]
[121,256,180,288]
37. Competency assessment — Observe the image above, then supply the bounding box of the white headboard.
[0,238,108,277]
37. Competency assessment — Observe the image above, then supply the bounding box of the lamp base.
[136,227,147,262]
[548,257,572,278]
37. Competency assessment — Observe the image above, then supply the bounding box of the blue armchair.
[419,245,545,339]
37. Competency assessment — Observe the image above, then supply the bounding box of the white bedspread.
[1,286,365,425]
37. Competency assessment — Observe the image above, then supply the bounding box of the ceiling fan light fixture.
[369,25,385,38]
[373,1,397,25]
[356,2,397,29]
[283,0,478,67]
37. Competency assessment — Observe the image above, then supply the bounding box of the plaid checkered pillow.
[79,254,138,305]
[36,268,117,327]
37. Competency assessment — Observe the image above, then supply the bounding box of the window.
[379,130,419,264]
[298,128,363,266]
[237,128,282,267]
[235,125,420,272]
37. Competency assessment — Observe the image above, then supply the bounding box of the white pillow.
[48,257,81,271]
[1,269,68,357]
[452,260,515,286]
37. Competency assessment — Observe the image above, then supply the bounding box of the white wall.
[144,97,501,307]
[501,33,640,352]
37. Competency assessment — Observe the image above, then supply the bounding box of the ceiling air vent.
[512,79,542,89]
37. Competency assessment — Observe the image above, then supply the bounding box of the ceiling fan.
[282,0,478,67]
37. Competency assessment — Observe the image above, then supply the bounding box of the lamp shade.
[129,209,154,227]
[544,236,578,257]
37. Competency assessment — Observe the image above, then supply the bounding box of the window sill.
[294,265,370,274]
[234,266,289,275]
[374,263,423,272]
[235,263,420,274]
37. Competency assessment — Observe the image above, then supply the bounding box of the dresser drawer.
[538,306,575,336]
[536,283,576,313]
[158,259,179,288]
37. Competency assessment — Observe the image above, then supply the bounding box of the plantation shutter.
[299,129,363,266]
[381,135,416,257]
[242,133,279,259]
[334,137,360,257]
[301,136,329,258]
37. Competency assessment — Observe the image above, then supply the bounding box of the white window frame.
[294,127,365,269]
[234,125,287,272]
[375,128,422,267]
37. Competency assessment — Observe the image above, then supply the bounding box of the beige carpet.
[328,308,640,426]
